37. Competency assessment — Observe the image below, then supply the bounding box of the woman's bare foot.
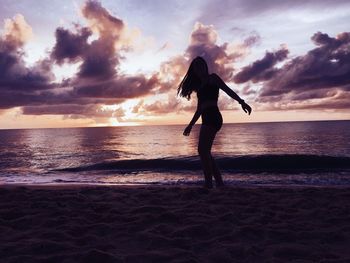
[216,182,226,188]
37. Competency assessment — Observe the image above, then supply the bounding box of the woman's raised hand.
[241,102,252,115]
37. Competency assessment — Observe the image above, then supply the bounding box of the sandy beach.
[0,184,350,262]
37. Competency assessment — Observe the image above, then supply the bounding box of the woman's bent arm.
[213,73,252,115]
[183,101,201,136]
[213,73,244,103]
[189,110,201,127]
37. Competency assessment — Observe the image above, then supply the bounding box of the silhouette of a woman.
[178,56,252,188]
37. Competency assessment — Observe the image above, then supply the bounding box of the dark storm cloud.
[233,47,289,83]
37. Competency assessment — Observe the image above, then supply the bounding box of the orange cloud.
[4,14,33,48]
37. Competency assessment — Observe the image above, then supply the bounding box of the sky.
[0,0,350,129]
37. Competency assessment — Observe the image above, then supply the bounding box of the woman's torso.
[197,74,219,111]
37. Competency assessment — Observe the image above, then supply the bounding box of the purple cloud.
[0,15,55,109]
[1,0,349,120]
[233,47,289,83]
[184,22,256,82]
[0,0,160,117]
[51,27,91,64]
[260,32,350,97]
[234,31,350,110]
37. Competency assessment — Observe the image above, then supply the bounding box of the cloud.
[156,42,171,53]
[243,33,261,47]
[197,0,350,25]
[154,22,257,97]
[3,14,33,48]
[256,89,350,111]
[1,2,256,120]
[81,0,124,38]
[72,73,159,99]
[140,99,180,115]
[233,46,289,83]
[260,32,350,97]
[21,103,124,119]
[58,0,160,101]
[130,94,193,116]
[0,1,160,117]
[0,14,55,109]
[51,27,91,64]
[23,14,258,118]
[241,85,257,96]
[237,31,350,110]
[76,0,122,79]
[184,22,251,82]
[76,0,127,79]
[2,0,348,124]
[51,0,150,81]
[0,19,62,109]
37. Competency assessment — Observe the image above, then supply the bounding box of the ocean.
[1,120,350,186]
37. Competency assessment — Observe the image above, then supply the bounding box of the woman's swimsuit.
[201,106,223,132]
[197,76,223,132]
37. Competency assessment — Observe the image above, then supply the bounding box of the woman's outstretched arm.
[183,100,201,136]
[213,73,252,115]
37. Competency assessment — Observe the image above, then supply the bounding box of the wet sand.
[0,184,350,262]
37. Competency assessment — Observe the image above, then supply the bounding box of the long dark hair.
[177,56,208,100]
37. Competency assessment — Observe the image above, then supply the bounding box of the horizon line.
[1,119,349,131]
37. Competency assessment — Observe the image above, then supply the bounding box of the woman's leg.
[198,125,217,188]
[211,156,224,186]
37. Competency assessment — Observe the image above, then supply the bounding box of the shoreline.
[2,182,350,190]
